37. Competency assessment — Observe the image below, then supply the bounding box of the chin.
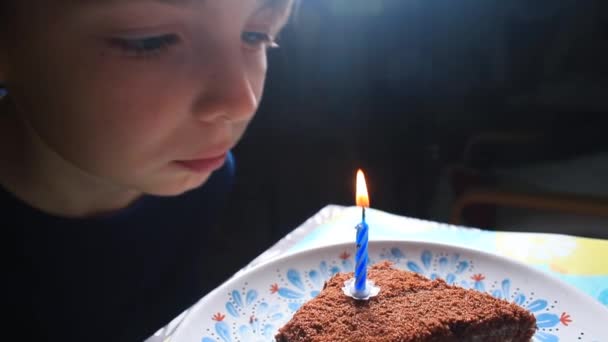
[141,172,212,197]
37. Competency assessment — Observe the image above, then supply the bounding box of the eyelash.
[109,31,278,59]
[241,32,279,50]
[108,34,180,58]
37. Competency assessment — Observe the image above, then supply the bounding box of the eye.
[108,34,180,58]
[241,31,278,50]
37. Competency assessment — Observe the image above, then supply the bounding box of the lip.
[174,153,227,173]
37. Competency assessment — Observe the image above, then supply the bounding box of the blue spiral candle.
[343,170,379,300]
[355,207,369,295]
[353,169,370,297]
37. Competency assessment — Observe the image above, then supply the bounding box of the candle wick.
[362,207,366,222]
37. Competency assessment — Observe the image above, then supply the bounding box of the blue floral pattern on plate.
[189,242,604,342]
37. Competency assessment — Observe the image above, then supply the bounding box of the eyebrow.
[157,0,292,11]
[156,0,294,26]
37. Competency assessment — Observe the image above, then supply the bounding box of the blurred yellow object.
[496,233,608,275]
[550,238,608,275]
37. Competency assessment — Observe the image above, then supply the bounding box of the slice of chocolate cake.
[276,261,536,342]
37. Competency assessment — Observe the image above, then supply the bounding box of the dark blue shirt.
[4,153,235,341]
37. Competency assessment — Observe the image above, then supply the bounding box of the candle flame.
[356,169,370,208]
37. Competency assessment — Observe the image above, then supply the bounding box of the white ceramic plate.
[170,241,608,342]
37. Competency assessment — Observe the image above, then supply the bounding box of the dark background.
[213,0,608,284]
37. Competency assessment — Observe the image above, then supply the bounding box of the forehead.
[74,0,292,12]
[80,0,293,25]
[9,0,293,37]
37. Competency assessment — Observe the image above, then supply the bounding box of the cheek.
[72,51,197,142]
[246,52,268,100]
[234,121,252,148]
[62,88,184,177]
[15,53,191,179]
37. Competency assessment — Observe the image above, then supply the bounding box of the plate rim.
[175,239,608,340]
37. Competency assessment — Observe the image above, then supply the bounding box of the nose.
[190,49,260,124]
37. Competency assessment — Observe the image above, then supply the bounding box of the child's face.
[1,0,291,195]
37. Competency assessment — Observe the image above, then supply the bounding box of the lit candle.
[342,169,380,300]
[354,169,370,297]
